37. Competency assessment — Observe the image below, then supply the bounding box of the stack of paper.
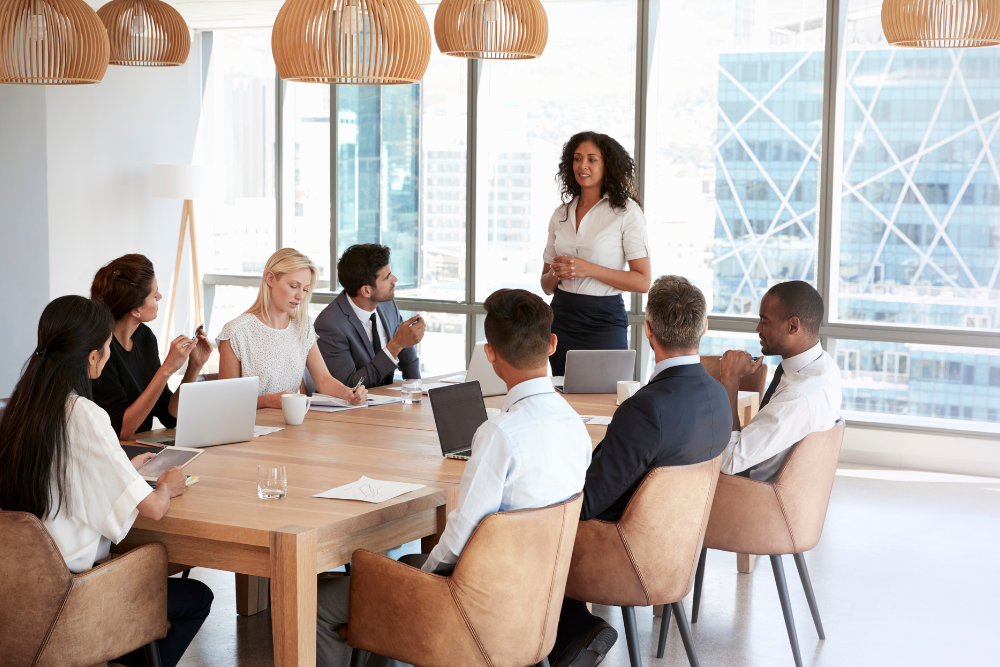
[313,476,425,503]
[309,393,402,413]
[579,415,613,426]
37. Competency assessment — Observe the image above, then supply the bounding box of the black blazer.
[581,362,732,522]
[314,292,421,388]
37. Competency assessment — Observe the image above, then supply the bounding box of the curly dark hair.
[556,131,641,221]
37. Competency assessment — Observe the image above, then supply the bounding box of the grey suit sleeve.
[315,311,398,387]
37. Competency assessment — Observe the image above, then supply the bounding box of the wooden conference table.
[121,380,759,667]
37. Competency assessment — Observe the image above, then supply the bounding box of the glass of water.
[257,465,287,500]
[401,378,422,404]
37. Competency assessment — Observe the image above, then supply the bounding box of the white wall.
[842,425,1000,479]
[0,87,50,396]
[0,42,203,396]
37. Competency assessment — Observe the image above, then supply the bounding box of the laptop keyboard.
[447,449,471,459]
[156,439,176,447]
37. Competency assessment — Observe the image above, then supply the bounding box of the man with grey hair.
[549,275,732,667]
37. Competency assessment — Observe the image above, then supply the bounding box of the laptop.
[427,381,489,460]
[464,342,508,397]
[136,376,259,448]
[552,350,636,394]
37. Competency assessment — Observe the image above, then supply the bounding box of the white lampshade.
[152,164,212,200]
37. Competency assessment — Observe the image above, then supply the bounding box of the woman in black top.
[90,254,212,439]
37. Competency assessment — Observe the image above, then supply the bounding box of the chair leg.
[671,602,701,667]
[143,640,163,667]
[536,658,551,667]
[793,552,825,640]
[620,606,642,667]
[350,648,368,667]
[691,547,707,623]
[656,600,673,658]
[769,555,803,667]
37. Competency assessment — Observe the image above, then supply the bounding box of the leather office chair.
[347,493,584,667]
[564,458,723,667]
[700,355,768,399]
[683,421,845,667]
[0,511,169,667]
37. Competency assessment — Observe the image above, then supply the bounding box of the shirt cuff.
[720,431,740,475]
[383,348,399,365]
[102,476,154,543]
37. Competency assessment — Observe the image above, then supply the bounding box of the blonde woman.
[218,248,367,409]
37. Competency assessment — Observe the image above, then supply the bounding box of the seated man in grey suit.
[315,244,425,387]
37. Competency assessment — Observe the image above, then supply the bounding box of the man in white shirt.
[315,288,592,667]
[315,244,425,388]
[720,281,842,480]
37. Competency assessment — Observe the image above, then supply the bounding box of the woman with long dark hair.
[91,254,212,439]
[541,132,652,376]
[0,295,213,667]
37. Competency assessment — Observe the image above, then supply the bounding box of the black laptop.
[428,381,489,460]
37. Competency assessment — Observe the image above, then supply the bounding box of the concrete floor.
[174,464,1000,667]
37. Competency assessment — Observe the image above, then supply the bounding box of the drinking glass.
[257,465,287,499]
[401,378,422,404]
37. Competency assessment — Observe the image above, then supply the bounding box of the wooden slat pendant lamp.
[434,0,547,59]
[97,0,190,66]
[882,0,1000,47]
[272,0,430,84]
[0,0,110,84]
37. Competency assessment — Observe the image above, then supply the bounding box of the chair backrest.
[700,355,767,399]
[772,420,845,552]
[0,511,76,665]
[449,492,583,667]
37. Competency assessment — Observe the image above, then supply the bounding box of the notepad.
[579,415,613,426]
[313,476,425,503]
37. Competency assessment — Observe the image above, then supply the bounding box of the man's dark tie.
[758,363,784,410]
[369,313,382,357]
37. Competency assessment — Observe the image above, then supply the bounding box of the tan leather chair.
[700,355,768,399]
[684,421,845,667]
[564,457,723,667]
[347,493,583,667]
[0,511,169,667]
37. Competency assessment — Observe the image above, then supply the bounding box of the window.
[832,0,1000,331]
[198,30,276,275]
[475,0,638,300]
[399,310,466,377]
[645,0,826,316]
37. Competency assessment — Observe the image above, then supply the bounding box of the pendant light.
[0,0,110,84]
[97,0,190,66]
[882,0,1000,47]
[434,0,547,59]
[272,0,431,84]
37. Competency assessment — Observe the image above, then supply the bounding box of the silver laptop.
[137,376,259,448]
[465,341,509,397]
[552,350,636,394]
[428,381,489,460]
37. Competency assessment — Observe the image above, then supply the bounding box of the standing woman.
[541,131,652,376]
[218,248,367,408]
[91,254,212,439]
[0,296,213,667]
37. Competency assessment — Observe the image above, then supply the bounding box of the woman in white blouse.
[0,295,213,667]
[541,131,652,376]
[218,248,368,409]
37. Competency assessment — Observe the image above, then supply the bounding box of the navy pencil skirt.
[549,289,629,377]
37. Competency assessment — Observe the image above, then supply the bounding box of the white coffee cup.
[281,393,312,425]
[485,407,501,421]
[617,381,641,405]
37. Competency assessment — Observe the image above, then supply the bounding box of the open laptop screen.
[428,381,489,455]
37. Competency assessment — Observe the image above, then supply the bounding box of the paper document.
[254,425,285,437]
[313,476,425,503]
[440,373,466,383]
[579,415,613,426]
[384,382,451,394]
[309,393,402,412]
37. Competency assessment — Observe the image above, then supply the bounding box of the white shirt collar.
[781,341,824,375]
[502,376,556,412]
[347,295,377,323]
[650,354,701,381]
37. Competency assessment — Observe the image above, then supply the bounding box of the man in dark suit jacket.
[550,275,732,667]
[314,244,424,388]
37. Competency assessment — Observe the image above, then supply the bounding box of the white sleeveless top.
[217,313,317,395]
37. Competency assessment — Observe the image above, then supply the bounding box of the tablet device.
[136,446,203,481]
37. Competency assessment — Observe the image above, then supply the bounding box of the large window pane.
[198,30,276,275]
[336,5,467,300]
[399,311,467,377]
[282,82,331,280]
[830,338,1000,432]
[645,0,825,314]
[834,0,1000,331]
[475,0,638,300]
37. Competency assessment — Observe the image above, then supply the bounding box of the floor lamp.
[152,164,210,350]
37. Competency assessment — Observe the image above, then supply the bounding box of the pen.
[353,376,365,392]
